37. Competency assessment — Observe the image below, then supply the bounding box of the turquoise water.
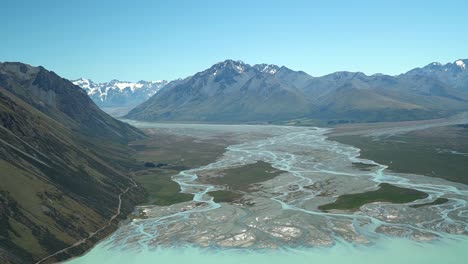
[68,236,467,264]
[67,123,467,264]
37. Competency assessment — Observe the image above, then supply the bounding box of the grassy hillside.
[0,62,145,263]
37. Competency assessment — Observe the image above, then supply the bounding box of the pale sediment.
[88,122,468,251]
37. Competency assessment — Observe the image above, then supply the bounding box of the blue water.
[66,235,468,264]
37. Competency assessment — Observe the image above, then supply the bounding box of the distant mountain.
[126,60,314,122]
[126,59,468,124]
[402,59,468,92]
[0,62,145,263]
[72,78,168,108]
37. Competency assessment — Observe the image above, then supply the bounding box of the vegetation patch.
[331,125,468,184]
[410,198,449,208]
[130,131,228,206]
[352,162,378,171]
[319,183,428,211]
[130,131,226,169]
[133,170,193,206]
[207,190,243,203]
[205,161,285,191]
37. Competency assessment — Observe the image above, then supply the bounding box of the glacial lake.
[67,236,468,264]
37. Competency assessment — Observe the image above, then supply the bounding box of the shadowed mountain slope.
[0,62,145,263]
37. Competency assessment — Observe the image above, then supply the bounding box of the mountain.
[126,60,314,122]
[0,62,145,263]
[402,59,468,92]
[125,59,468,124]
[72,78,168,108]
[300,69,468,122]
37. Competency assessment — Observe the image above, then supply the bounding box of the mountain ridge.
[126,58,468,124]
[72,78,168,108]
[0,62,145,263]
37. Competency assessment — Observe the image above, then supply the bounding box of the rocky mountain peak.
[205,59,250,76]
[72,78,168,107]
[253,64,280,74]
[455,59,466,69]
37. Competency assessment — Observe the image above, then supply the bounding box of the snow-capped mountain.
[126,59,468,123]
[403,59,468,91]
[253,63,280,74]
[125,59,315,122]
[198,60,286,77]
[455,59,466,69]
[72,78,168,107]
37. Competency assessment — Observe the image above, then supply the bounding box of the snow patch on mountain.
[456,60,466,69]
[72,78,97,89]
[72,78,168,107]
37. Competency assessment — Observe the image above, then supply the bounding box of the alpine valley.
[3,2,468,264]
[1,58,468,264]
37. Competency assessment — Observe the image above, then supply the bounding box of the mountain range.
[0,62,145,263]
[126,59,468,124]
[72,78,168,108]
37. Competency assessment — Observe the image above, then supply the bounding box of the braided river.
[68,123,468,264]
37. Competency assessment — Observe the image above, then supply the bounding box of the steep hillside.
[126,59,468,124]
[0,62,145,263]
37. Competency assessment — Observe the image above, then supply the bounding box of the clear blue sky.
[1,0,467,82]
